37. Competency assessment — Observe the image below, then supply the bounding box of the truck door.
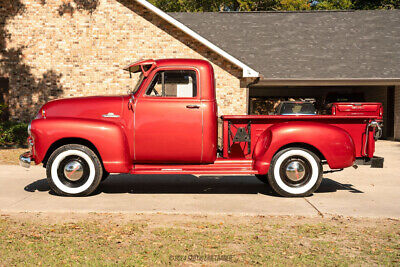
[134,69,203,163]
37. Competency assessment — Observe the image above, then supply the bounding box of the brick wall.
[1,0,250,121]
[395,86,400,141]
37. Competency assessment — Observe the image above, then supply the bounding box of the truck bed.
[222,115,378,160]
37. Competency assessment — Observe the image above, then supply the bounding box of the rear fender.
[253,121,356,175]
[31,118,131,173]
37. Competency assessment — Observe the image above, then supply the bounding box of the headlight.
[28,122,31,136]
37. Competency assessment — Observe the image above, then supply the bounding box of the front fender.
[31,118,131,173]
[253,121,356,174]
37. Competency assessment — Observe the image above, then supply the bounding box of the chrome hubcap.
[63,161,84,182]
[285,161,306,182]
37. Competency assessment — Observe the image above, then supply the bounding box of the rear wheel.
[46,144,103,197]
[268,148,322,197]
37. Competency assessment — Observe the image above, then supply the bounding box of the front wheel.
[46,144,103,197]
[268,148,322,197]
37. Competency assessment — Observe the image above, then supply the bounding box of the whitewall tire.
[46,144,103,197]
[268,148,322,197]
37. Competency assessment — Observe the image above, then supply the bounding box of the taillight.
[332,106,336,115]
[379,106,383,117]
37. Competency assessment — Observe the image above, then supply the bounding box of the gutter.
[253,78,400,87]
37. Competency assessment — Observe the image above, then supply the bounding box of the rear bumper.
[19,152,32,168]
[355,156,384,168]
[374,124,383,140]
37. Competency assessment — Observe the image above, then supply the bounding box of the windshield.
[130,73,145,95]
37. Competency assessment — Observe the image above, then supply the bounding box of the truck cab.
[20,59,383,198]
[126,59,218,164]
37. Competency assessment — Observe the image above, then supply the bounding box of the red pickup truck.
[20,59,383,197]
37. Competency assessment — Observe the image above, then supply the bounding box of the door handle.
[186,105,200,109]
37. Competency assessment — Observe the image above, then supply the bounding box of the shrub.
[0,104,6,116]
[0,121,28,147]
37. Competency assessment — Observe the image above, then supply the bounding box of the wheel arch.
[42,138,102,168]
[253,121,356,175]
[274,142,326,162]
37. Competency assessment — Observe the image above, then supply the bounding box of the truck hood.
[40,96,124,121]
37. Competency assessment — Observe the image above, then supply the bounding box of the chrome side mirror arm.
[128,94,135,110]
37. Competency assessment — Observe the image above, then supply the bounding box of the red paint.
[329,102,383,121]
[31,118,131,173]
[28,58,380,175]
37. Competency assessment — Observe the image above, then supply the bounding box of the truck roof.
[124,58,213,74]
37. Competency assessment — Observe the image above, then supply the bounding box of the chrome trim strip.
[201,101,204,163]
[27,122,32,136]
[133,99,138,162]
[102,113,120,118]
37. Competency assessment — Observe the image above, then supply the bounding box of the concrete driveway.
[0,141,399,218]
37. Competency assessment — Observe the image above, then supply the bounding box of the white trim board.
[135,0,260,78]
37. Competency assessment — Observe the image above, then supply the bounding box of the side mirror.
[128,95,135,110]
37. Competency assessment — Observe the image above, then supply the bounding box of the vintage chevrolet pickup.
[20,59,383,197]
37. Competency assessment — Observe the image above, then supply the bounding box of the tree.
[149,0,400,11]
[149,0,279,11]
[148,0,224,12]
[277,0,311,11]
[313,0,352,10]
[352,0,400,9]
[233,0,279,11]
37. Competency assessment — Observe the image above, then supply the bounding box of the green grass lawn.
[0,213,399,266]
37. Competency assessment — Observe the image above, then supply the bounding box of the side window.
[146,70,197,98]
[147,72,163,97]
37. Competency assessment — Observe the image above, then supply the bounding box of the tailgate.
[333,102,383,119]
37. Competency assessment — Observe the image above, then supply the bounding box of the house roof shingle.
[169,10,400,79]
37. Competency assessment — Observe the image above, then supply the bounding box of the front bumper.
[19,152,32,168]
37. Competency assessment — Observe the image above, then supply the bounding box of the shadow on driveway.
[24,175,363,196]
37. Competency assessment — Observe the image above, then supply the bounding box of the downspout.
[246,77,261,114]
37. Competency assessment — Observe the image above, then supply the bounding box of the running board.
[132,159,257,175]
